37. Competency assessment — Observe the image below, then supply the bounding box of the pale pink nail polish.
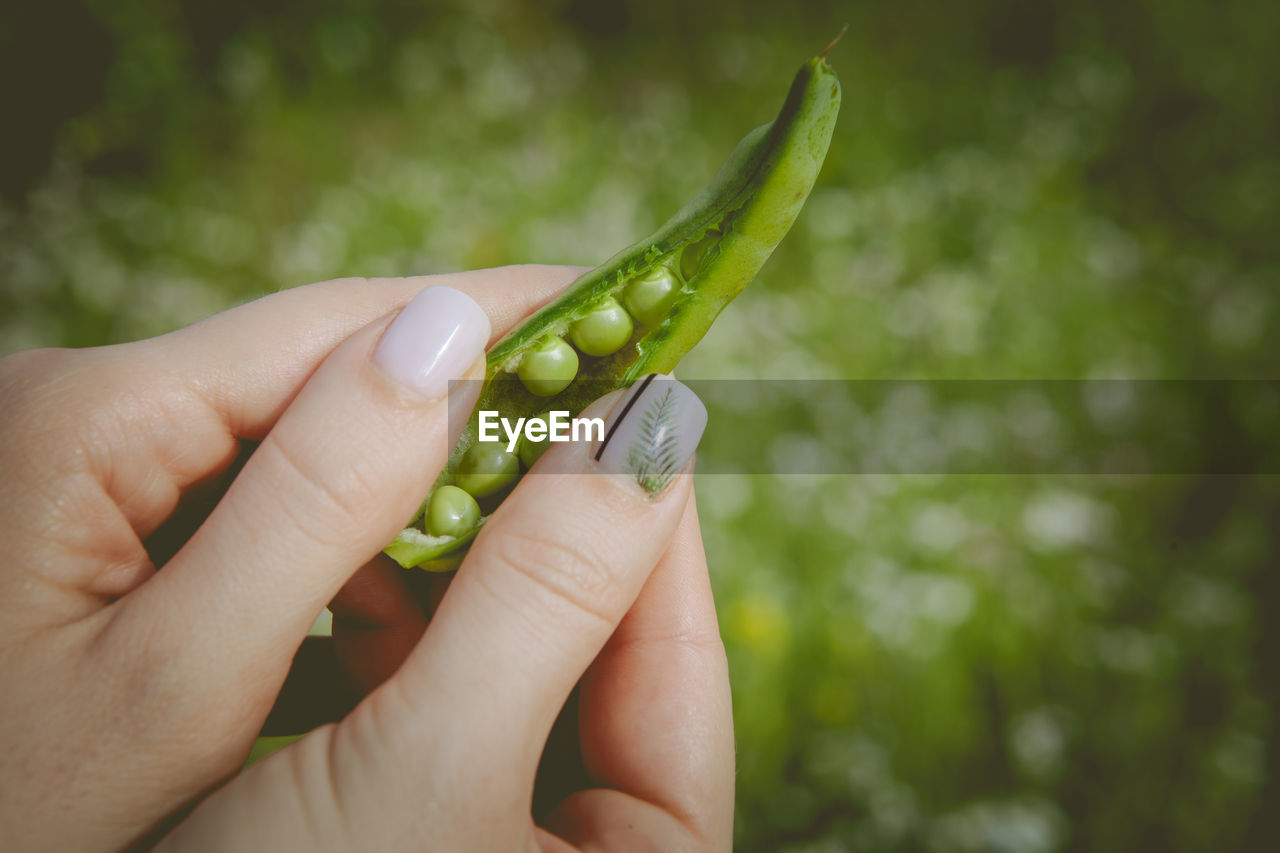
[372,286,490,400]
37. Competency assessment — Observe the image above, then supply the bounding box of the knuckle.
[0,348,74,417]
[482,525,623,630]
[0,349,97,467]
[257,434,382,550]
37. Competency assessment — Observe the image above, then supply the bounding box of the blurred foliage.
[2,0,1278,850]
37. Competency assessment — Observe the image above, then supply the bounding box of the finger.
[49,266,584,545]
[106,285,488,749]
[147,265,584,441]
[1,266,583,614]
[329,554,433,694]
[546,492,735,849]
[373,377,709,791]
[262,553,435,730]
[164,378,711,853]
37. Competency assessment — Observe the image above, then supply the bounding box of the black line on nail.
[594,373,658,462]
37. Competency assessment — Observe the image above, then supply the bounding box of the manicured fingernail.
[594,375,706,495]
[373,286,490,400]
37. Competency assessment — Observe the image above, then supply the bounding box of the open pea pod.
[385,46,842,570]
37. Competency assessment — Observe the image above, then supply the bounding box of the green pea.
[383,48,842,570]
[518,411,552,468]
[623,266,681,326]
[518,336,578,396]
[680,229,720,280]
[455,443,520,498]
[425,485,480,537]
[569,296,634,356]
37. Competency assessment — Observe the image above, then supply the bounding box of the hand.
[0,266,734,851]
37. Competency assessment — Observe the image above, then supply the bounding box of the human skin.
[0,265,733,851]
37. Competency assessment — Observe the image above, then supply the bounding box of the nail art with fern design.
[594,375,707,495]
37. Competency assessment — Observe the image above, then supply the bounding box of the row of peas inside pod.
[388,49,842,571]
[419,262,687,539]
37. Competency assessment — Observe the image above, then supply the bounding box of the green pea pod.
[385,46,842,570]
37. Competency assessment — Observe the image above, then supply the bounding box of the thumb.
[115,285,489,735]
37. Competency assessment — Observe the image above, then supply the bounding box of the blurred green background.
[2,1,1278,850]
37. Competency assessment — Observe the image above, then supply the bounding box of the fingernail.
[373,286,490,400]
[594,375,706,495]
